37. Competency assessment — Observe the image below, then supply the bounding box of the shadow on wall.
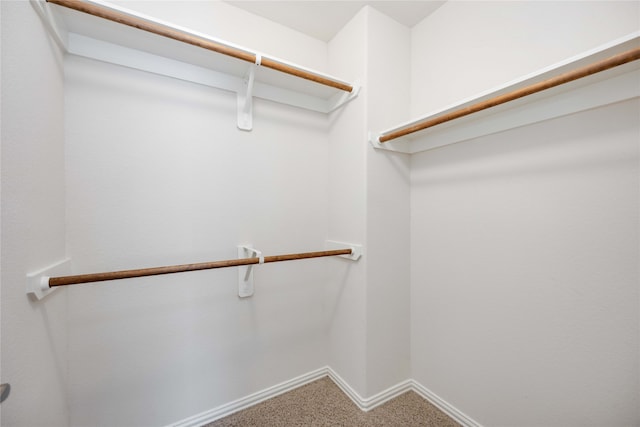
[32,289,68,408]
[325,257,360,328]
[410,99,639,188]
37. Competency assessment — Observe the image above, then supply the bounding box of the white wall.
[411,1,640,115]
[112,1,327,72]
[0,3,3,422]
[326,7,369,397]
[364,7,411,396]
[410,2,639,425]
[1,2,69,426]
[326,6,412,399]
[63,2,332,425]
[3,1,638,425]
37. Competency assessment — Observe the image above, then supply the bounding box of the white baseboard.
[410,380,482,427]
[168,367,482,427]
[168,367,329,427]
[327,368,482,426]
[326,367,413,412]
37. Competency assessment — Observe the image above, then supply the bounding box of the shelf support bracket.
[238,244,263,297]
[30,0,69,52]
[326,80,361,113]
[368,131,383,149]
[325,240,362,261]
[237,58,260,131]
[368,131,411,153]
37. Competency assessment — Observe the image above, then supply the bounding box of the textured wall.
[410,2,640,425]
[1,2,69,426]
[63,2,332,425]
[364,7,411,397]
[326,7,369,398]
[326,7,413,400]
[4,2,637,426]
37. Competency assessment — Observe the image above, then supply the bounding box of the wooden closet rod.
[46,0,354,93]
[379,46,640,143]
[48,249,353,287]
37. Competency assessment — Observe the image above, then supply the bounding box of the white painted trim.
[363,380,413,411]
[327,368,483,425]
[167,367,483,427]
[167,367,329,427]
[411,380,483,427]
[324,368,366,410]
[326,367,413,412]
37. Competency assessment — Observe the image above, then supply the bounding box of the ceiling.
[223,1,446,42]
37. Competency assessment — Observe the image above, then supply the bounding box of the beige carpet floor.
[204,377,460,426]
